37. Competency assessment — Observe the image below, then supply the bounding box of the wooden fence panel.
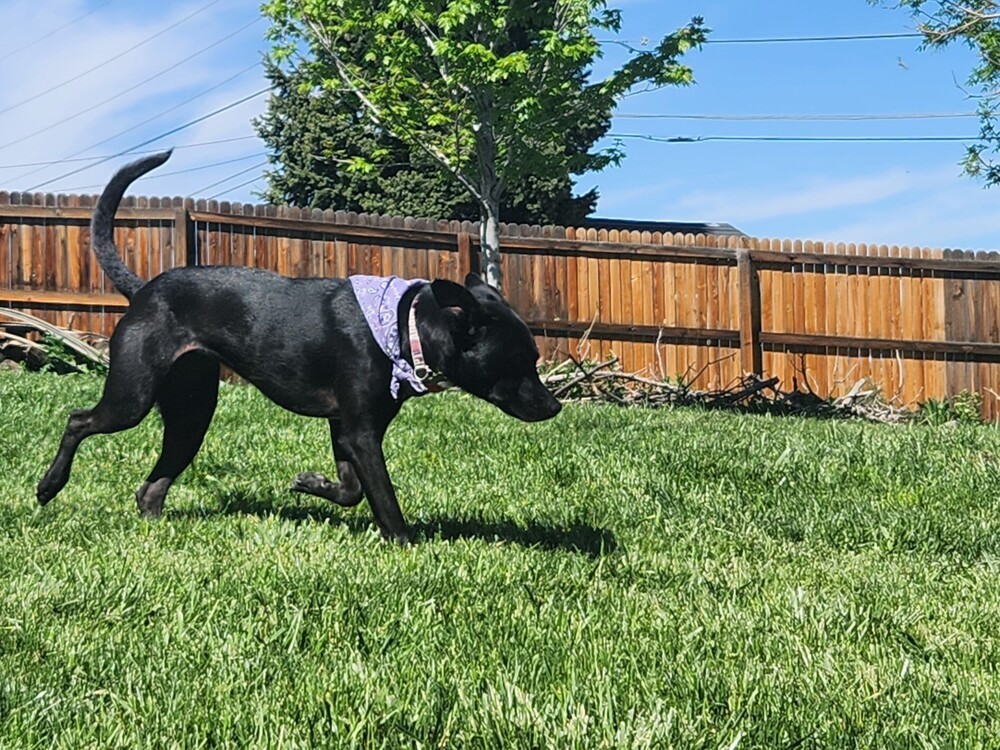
[4,193,1000,418]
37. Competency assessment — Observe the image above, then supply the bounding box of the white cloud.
[591,178,688,215]
[811,177,1000,251]
[671,166,960,224]
[609,160,998,250]
[0,0,268,201]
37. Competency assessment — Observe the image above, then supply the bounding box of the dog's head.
[418,274,561,422]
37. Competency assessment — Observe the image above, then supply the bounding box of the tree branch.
[300,12,486,205]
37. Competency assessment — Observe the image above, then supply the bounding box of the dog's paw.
[135,480,167,518]
[36,483,55,506]
[36,474,63,506]
[290,471,330,495]
[383,524,415,546]
[291,471,363,507]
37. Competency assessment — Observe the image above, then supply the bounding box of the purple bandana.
[349,275,429,399]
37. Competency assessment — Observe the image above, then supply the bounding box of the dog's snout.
[518,381,562,422]
[544,394,562,419]
[486,376,563,422]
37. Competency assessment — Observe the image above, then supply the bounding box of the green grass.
[3,370,1000,748]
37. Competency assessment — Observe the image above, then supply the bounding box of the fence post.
[737,248,763,376]
[456,231,477,279]
[174,207,196,268]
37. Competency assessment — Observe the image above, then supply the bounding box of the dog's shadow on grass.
[172,490,617,558]
[411,517,617,558]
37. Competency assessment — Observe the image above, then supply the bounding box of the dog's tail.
[91,150,173,299]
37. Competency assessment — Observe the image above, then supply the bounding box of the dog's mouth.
[507,400,562,422]
[487,378,562,422]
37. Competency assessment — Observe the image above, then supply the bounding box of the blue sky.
[0,0,994,251]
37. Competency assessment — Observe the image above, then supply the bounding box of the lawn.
[2,370,1000,749]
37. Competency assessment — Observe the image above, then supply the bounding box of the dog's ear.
[430,279,484,347]
[431,279,479,315]
[464,272,508,306]
[464,272,487,290]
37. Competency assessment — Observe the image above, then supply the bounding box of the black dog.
[37,152,560,543]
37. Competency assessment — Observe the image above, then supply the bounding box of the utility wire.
[0,17,264,153]
[23,87,270,192]
[207,173,268,201]
[62,63,262,160]
[609,133,983,143]
[707,32,923,44]
[0,63,258,182]
[600,32,922,47]
[0,136,259,171]
[0,0,116,63]
[615,111,978,122]
[0,0,224,119]
[127,152,267,180]
[51,153,268,193]
[191,160,269,196]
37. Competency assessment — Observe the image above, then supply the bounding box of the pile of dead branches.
[0,309,108,373]
[541,356,911,424]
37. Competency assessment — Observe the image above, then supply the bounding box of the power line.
[609,133,983,143]
[51,153,268,193]
[0,0,224,119]
[192,160,269,196]
[23,87,270,192]
[207,174,268,201]
[0,0,116,63]
[600,32,922,47]
[132,152,267,179]
[615,111,978,122]
[8,68,264,185]
[707,32,923,44]
[54,63,263,165]
[0,136,259,171]
[0,17,264,153]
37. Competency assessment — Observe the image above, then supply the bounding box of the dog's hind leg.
[37,345,165,505]
[135,352,220,517]
[291,418,364,507]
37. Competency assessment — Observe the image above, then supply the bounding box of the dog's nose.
[547,396,562,418]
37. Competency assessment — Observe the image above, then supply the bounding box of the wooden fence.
[3,191,1000,419]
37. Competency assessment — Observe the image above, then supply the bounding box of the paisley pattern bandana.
[349,275,429,399]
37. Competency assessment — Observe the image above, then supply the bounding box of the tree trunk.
[479,193,503,290]
[473,89,504,291]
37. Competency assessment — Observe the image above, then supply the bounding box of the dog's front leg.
[291,418,364,507]
[341,428,413,545]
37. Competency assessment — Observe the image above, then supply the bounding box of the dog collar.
[408,298,453,393]
[348,274,452,399]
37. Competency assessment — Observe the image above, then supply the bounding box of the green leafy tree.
[263,0,707,289]
[874,1,1000,184]
[255,60,601,224]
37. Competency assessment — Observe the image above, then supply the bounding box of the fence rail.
[2,192,1000,419]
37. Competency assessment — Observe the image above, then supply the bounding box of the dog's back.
[123,266,367,415]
